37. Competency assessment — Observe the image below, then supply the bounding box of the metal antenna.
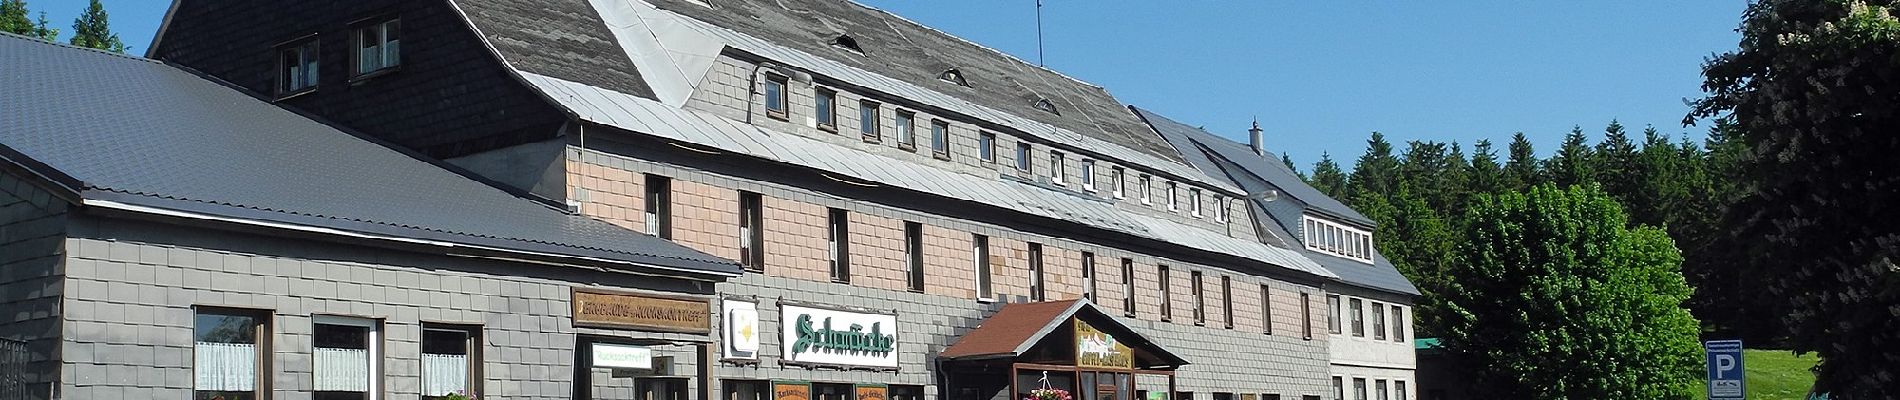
[1035,0,1045,66]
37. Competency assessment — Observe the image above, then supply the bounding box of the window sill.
[349,66,400,84]
[977,298,996,304]
[898,143,917,152]
[274,88,317,102]
[933,152,951,161]
[767,111,790,122]
[862,134,881,144]
[818,124,838,133]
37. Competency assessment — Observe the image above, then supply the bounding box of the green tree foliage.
[1348,132,1401,201]
[1503,132,1540,192]
[1359,187,1456,335]
[1593,120,1641,207]
[1545,126,1596,188]
[1308,153,1349,198]
[67,0,122,53]
[0,0,57,40]
[1281,153,1307,181]
[1688,0,1900,395]
[1437,184,1702,400]
[1467,139,1505,196]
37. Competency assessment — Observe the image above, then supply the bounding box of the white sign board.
[724,300,760,360]
[779,304,899,368]
[591,343,653,369]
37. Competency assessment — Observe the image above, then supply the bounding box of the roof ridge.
[0,32,162,65]
[86,186,728,265]
[837,0,1110,91]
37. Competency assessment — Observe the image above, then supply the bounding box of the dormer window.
[831,34,864,54]
[1303,216,1374,263]
[1034,98,1060,116]
[352,17,401,77]
[939,69,969,87]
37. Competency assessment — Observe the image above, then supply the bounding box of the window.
[930,119,951,159]
[421,325,480,400]
[313,315,381,400]
[1081,159,1096,191]
[815,88,838,132]
[891,385,925,400]
[1328,295,1343,334]
[1121,258,1136,316]
[1303,216,1375,263]
[1159,265,1173,322]
[1350,298,1365,336]
[1261,284,1273,335]
[1167,181,1180,211]
[1376,380,1388,400]
[895,110,916,150]
[644,175,671,239]
[1050,151,1066,184]
[974,235,993,300]
[1332,377,1344,400]
[1139,174,1153,204]
[277,38,319,96]
[1221,276,1233,329]
[1392,306,1406,342]
[859,101,881,141]
[739,191,765,272]
[1016,143,1033,172]
[352,18,400,76]
[725,380,771,400]
[1302,292,1314,340]
[1081,252,1096,301]
[814,383,854,400]
[1112,167,1126,198]
[764,74,789,120]
[1028,243,1046,301]
[939,69,968,86]
[1215,195,1229,222]
[1190,188,1203,217]
[1395,382,1407,400]
[194,307,270,400]
[978,132,996,162]
[1373,302,1388,340]
[1034,98,1060,115]
[828,208,850,283]
[1191,271,1205,325]
[1353,378,1367,400]
[905,222,924,293]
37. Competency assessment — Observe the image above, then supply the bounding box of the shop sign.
[591,343,653,369]
[856,385,888,400]
[780,304,898,368]
[572,289,711,334]
[1075,319,1133,370]
[774,382,811,400]
[724,300,761,360]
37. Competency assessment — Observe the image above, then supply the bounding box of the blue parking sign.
[1705,340,1745,400]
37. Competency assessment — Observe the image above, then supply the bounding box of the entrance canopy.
[941,299,1188,370]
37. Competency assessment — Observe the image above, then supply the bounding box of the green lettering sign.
[790,314,895,356]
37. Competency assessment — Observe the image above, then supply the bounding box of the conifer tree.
[1544,126,1596,188]
[1308,153,1350,199]
[1348,132,1401,202]
[1503,132,1540,192]
[68,0,123,52]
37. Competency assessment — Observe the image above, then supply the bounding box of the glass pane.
[422,329,470,398]
[764,80,784,111]
[896,114,912,144]
[313,323,371,398]
[359,27,381,73]
[384,20,401,67]
[195,311,258,396]
[816,92,834,125]
[931,122,946,151]
[302,43,319,88]
[860,104,877,135]
[281,48,300,92]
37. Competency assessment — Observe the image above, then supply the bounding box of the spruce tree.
[1593,120,1641,207]
[1281,153,1307,181]
[1468,139,1506,196]
[1544,126,1596,188]
[1348,132,1401,202]
[0,0,54,40]
[1308,153,1350,199]
[1503,132,1540,192]
[68,0,123,53]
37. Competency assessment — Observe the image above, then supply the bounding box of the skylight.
[1034,98,1060,116]
[830,35,864,54]
[939,68,968,87]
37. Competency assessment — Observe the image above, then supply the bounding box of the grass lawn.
[1742,349,1819,400]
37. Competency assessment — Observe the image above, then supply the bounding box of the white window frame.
[1167,181,1179,211]
[1303,215,1375,263]
[312,315,383,400]
[1050,151,1066,185]
[1139,174,1152,205]
[1190,188,1203,218]
[352,18,401,76]
[1111,167,1126,199]
[974,234,994,302]
[1215,195,1229,222]
[1080,159,1096,191]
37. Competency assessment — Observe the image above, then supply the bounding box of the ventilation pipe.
[1248,118,1265,156]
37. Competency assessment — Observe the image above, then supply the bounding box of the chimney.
[1248,118,1264,156]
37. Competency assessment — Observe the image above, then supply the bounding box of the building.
[0,35,743,399]
[1130,109,1420,400]
[145,0,1367,400]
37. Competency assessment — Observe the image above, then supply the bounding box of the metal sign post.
[1704,340,1745,400]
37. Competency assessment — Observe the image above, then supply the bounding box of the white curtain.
[421,354,468,397]
[194,342,257,391]
[313,347,370,391]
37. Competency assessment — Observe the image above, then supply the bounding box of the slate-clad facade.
[133,1,1419,400]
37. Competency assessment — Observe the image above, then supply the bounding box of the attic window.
[831,35,864,54]
[1034,98,1060,116]
[939,69,969,87]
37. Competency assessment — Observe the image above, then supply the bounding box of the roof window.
[1034,98,1060,116]
[831,35,864,54]
[939,69,969,87]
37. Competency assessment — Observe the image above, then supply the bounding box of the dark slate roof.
[0,34,738,276]
[450,0,657,100]
[1132,106,1417,296]
[640,0,1185,163]
[1131,106,1372,225]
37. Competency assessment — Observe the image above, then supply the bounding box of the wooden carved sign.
[774,382,811,400]
[571,289,711,334]
[856,385,888,400]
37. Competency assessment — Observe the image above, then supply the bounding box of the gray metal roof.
[0,35,739,277]
[1132,106,1373,225]
[1132,106,1416,296]
[518,71,1334,279]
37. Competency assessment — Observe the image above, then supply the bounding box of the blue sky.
[39,1,1746,169]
